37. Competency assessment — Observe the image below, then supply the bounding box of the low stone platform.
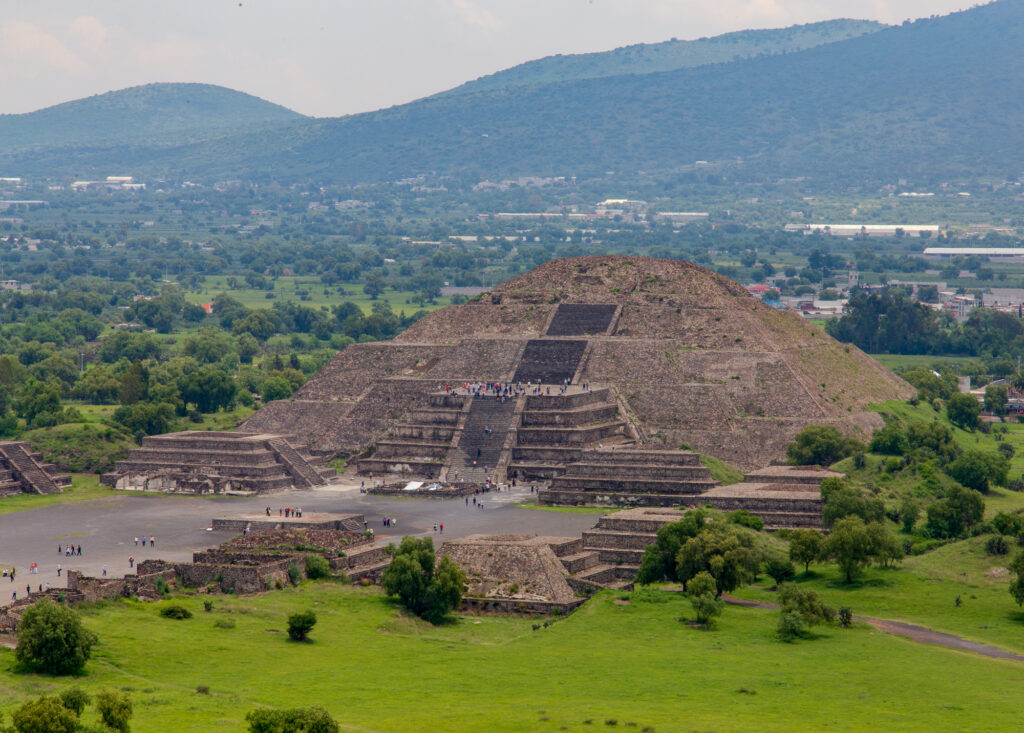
[211,512,365,532]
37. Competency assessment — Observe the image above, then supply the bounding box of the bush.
[986,535,1011,556]
[947,392,981,430]
[992,511,1024,537]
[95,689,132,733]
[203,600,215,612]
[15,599,97,675]
[246,706,340,733]
[786,425,864,467]
[838,606,853,628]
[900,497,921,534]
[287,563,302,586]
[160,605,193,620]
[686,571,723,627]
[214,618,236,629]
[381,536,467,624]
[909,538,946,555]
[59,687,90,715]
[763,556,797,585]
[946,449,1009,493]
[925,485,985,539]
[727,510,763,531]
[776,583,835,641]
[11,696,79,733]
[287,610,317,641]
[304,554,331,580]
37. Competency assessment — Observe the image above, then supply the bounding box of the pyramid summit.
[240,256,911,474]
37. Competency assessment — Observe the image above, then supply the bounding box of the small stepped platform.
[103,431,329,494]
[0,441,69,496]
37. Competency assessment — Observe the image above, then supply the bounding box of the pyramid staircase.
[357,392,465,478]
[512,339,588,384]
[445,396,518,484]
[0,441,72,496]
[545,303,618,336]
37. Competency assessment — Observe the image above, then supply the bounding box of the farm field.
[1,583,1022,732]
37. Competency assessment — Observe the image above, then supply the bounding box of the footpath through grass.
[1,584,1022,731]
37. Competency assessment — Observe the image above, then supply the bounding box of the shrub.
[788,529,825,573]
[203,600,215,612]
[900,497,921,534]
[786,425,864,466]
[986,535,1010,556]
[95,689,133,733]
[214,618,236,629]
[727,510,763,531]
[838,606,853,628]
[15,599,97,675]
[287,563,302,586]
[304,554,331,580]
[992,511,1024,537]
[1010,550,1024,606]
[160,605,193,620]
[686,571,723,627]
[287,610,317,641]
[869,423,908,455]
[59,687,90,716]
[776,583,834,641]
[925,485,985,539]
[381,537,467,624]
[946,449,1009,493]
[11,696,79,733]
[246,706,340,733]
[763,556,797,585]
[822,486,885,528]
[946,392,981,430]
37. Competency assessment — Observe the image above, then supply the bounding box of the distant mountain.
[0,83,303,154]
[1,2,1021,187]
[439,19,887,96]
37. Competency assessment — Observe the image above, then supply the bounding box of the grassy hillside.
[2,584,1023,731]
[0,83,303,154]
[442,19,886,95]
[3,2,1019,186]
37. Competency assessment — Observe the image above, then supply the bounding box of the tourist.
[129,556,134,569]
[76,546,81,556]
[265,507,271,516]
[141,537,146,547]
[102,566,107,577]
[26,585,31,596]
[433,523,438,532]
[9,568,14,582]
[134,536,139,546]
[11,591,15,601]
[57,564,61,577]
[439,523,443,534]
[150,536,155,546]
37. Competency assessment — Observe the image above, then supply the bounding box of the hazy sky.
[2,0,975,117]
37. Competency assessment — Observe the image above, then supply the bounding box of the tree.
[823,516,873,583]
[946,449,1008,493]
[866,522,904,568]
[788,529,825,573]
[260,376,294,402]
[925,485,985,538]
[95,689,133,733]
[15,599,97,675]
[381,537,466,624]
[985,385,1008,418]
[11,696,79,733]
[686,571,723,627]
[118,361,149,405]
[1010,550,1024,607]
[900,497,921,533]
[869,423,908,455]
[776,583,835,641]
[112,401,176,437]
[363,274,385,300]
[675,523,760,596]
[287,610,317,642]
[764,556,797,585]
[786,425,864,466]
[59,687,90,716]
[246,706,340,733]
[822,487,885,527]
[946,392,981,430]
[180,365,236,413]
[636,508,714,584]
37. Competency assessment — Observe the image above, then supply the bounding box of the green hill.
[0,83,304,154]
[439,19,886,96]
[1,2,1021,186]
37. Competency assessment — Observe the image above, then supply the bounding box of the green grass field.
[0,474,125,516]
[869,354,984,372]
[2,583,1022,732]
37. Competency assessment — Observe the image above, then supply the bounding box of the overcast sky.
[2,0,975,118]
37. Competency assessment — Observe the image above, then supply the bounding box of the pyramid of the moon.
[241,256,912,474]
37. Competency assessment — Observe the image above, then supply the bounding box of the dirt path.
[722,594,1024,662]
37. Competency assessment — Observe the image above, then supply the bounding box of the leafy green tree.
[764,555,797,585]
[866,522,904,568]
[59,687,90,716]
[1009,550,1024,607]
[287,610,317,641]
[304,555,330,580]
[118,361,149,406]
[182,327,235,365]
[776,583,835,641]
[180,365,236,413]
[232,310,279,341]
[823,516,873,583]
[924,485,985,539]
[869,423,908,455]
[15,599,97,675]
[95,689,132,733]
[686,571,723,627]
[363,273,385,300]
[946,392,981,430]
[675,522,760,596]
[945,449,1008,493]
[822,487,885,527]
[10,696,79,733]
[72,365,121,404]
[636,508,714,584]
[786,425,864,466]
[260,376,294,402]
[112,401,176,437]
[17,378,62,426]
[985,385,1008,418]
[900,497,921,533]
[788,529,825,573]
[246,706,340,733]
[381,536,467,624]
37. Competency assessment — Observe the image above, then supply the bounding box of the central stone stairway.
[448,397,518,483]
[512,339,588,384]
[0,441,72,495]
[545,303,618,336]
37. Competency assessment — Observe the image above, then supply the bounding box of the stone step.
[508,462,569,480]
[538,489,711,507]
[573,564,620,585]
[113,460,292,479]
[559,551,601,574]
[548,538,584,557]
[545,304,617,336]
[582,529,658,550]
[595,548,647,565]
[520,403,619,427]
[357,458,443,478]
[393,424,456,441]
[512,339,588,384]
[516,422,627,445]
[125,447,283,466]
[371,441,451,459]
[524,388,613,411]
[564,463,713,480]
[549,476,716,494]
[577,450,703,467]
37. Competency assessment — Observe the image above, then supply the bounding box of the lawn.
[0,474,124,516]
[1,584,1022,732]
[734,536,1024,656]
[869,354,984,372]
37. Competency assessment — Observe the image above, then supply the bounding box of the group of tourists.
[382,515,397,527]
[60,544,82,556]
[132,536,156,547]
[265,507,303,517]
